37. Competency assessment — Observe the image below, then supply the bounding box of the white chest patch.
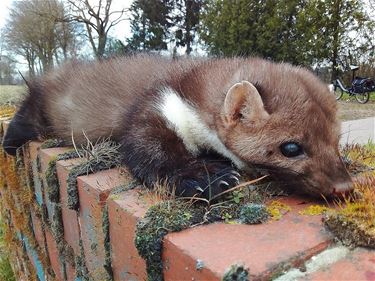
[157,87,246,169]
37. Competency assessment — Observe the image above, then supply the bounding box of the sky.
[0,0,134,41]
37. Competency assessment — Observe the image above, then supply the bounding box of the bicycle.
[332,65,375,104]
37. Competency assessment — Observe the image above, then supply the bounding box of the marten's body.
[3,55,352,198]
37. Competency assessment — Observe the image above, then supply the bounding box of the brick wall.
[1,120,374,281]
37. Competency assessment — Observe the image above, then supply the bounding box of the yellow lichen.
[299,205,330,216]
[337,176,375,232]
[341,142,375,174]
[0,145,51,274]
[324,174,375,247]
[267,201,291,220]
[324,143,375,245]
[0,105,16,119]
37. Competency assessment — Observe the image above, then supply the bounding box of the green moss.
[205,203,240,223]
[45,150,81,203]
[110,180,139,195]
[324,213,375,248]
[135,201,202,281]
[40,203,49,230]
[36,154,41,172]
[0,255,16,281]
[51,204,64,243]
[66,165,87,210]
[102,205,113,279]
[75,240,89,281]
[40,139,65,149]
[239,203,269,224]
[0,220,16,281]
[57,150,82,161]
[134,180,278,280]
[66,141,122,210]
[15,147,24,171]
[222,264,249,281]
[45,158,59,203]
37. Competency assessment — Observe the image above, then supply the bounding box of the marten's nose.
[332,181,354,195]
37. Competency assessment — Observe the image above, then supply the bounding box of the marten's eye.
[280,142,304,158]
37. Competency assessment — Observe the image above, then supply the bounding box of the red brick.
[45,228,65,281]
[28,142,43,162]
[108,187,148,281]
[66,262,77,281]
[303,248,375,281]
[56,158,83,255]
[10,246,27,280]
[39,148,71,227]
[77,168,126,280]
[30,210,45,250]
[163,197,333,281]
[28,142,44,206]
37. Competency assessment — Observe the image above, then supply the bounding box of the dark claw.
[231,170,241,177]
[171,160,242,200]
[195,186,204,192]
[219,180,229,188]
[229,175,240,185]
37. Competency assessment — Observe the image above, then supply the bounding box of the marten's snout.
[318,157,354,197]
[330,156,354,196]
[2,112,38,156]
[332,181,354,195]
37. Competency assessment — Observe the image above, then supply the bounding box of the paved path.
[340,117,375,145]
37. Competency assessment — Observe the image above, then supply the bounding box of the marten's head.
[218,60,352,197]
[2,81,49,155]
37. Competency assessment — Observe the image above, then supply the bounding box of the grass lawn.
[338,91,375,102]
[0,85,26,105]
[0,222,15,281]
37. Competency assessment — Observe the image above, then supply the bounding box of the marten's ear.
[223,81,269,126]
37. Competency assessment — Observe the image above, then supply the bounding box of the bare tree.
[66,0,127,59]
[0,55,17,85]
[4,0,79,75]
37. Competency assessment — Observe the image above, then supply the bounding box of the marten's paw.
[172,161,241,200]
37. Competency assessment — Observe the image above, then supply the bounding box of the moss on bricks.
[110,180,140,195]
[323,174,375,248]
[67,166,85,210]
[51,204,64,243]
[75,240,89,281]
[15,147,24,171]
[45,158,59,203]
[57,150,83,161]
[102,205,113,280]
[66,141,122,210]
[36,154,42,172]
[222,264,249,281]
[135,200,202,281]
[239,203,269,224]
[324,214,375,248]
[40,139,65,149]
[134,180,274,280]
[45,150,81,203]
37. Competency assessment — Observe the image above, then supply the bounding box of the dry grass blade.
[209,175,268,202]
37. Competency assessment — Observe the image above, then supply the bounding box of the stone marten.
[2,55,353,198]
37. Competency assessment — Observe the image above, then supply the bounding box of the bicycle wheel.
[355,92,370,104]
[334,87,344,100]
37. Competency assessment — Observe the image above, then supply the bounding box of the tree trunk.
[330,0,341,81]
